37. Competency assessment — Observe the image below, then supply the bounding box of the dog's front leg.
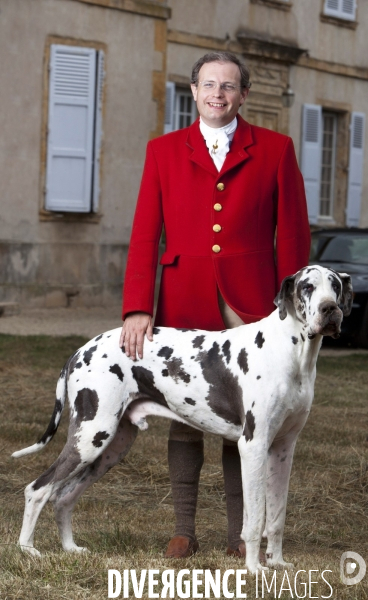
[238,436,268,574]
[264,429,300,569]
[52,418,138,553]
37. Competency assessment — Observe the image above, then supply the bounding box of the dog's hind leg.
[52,418,138,553]
[18,477,56,556]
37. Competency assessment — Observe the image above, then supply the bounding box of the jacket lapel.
[220,116,254,175]
[186,116,254,177]
[186,119,219,176]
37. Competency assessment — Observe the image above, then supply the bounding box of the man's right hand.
[119,312,153,360]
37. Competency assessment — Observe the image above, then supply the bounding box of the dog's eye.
[303,284,314,293]
[332,283,340,294]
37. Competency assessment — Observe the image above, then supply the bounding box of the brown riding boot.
[222,443,244,556]
[165,439,204,558]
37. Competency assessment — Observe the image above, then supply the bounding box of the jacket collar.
[186,114,254,177]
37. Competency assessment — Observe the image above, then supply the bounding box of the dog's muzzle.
[315,301,343,338]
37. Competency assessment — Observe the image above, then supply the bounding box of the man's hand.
[119,312,153,360]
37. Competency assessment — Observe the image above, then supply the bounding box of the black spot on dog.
[252,401,255,407]
[291,336,298,345]
[197,342,244,426]
[157,346,174,359]
[92,431,110,448]
[121,345,125,353]
[300,333,305,342]
[237,349,249,374]
[162,369,169,377]
[222,340,231,364]
[67,351,81,377]
[255,331,265,348]
[75,388,99,427]
[83,345,98,366]
[280,455,287,462]
[184,397,196,406]
[153,328,161,335]
[243,410,255,442]
[256,375,261,380]
[95,334,103,341]
[109,364,124,382]
[192,335,205,349]
[176,328,196,332]
[164,357,191,383]
[132,366,168,406]
[102,354,108,358]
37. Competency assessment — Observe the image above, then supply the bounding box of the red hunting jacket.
[122,115,310,330]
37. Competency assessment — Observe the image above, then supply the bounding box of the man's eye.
[223,84,235,92]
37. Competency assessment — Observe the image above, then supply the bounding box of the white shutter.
[300,104,323,225]
[346,112,365,227]
[92,50,105,213]
[324,0,356,20]
[45,45,96,212]
[164,82,175,134]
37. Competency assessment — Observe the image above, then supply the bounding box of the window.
[323,0,356,21]
[164,82,197,133]
[45,44,105,213]
[301,105,365,226]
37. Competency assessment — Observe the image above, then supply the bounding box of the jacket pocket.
[159,251,179,266]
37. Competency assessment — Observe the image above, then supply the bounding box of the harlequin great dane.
[13,266,352,573]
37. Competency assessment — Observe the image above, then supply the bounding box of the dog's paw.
[19,544,42,557]
[65,544,90,554]
[247,563,269,575]
[267,559,294,570]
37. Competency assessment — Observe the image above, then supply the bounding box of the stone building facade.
[0,0,367,308]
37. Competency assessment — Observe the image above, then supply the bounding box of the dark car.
[309,228,368,347]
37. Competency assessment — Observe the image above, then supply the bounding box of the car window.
[311,235,368,264]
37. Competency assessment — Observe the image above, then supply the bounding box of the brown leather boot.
[165,535,199,558]
[167,439,204,543]
[222,443,244,552]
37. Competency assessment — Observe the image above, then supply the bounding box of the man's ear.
[338,273,353,316]
[274,274,296,320]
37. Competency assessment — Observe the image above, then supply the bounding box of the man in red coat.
[120,52,310,558]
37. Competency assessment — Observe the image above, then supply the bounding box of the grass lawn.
[0,335,367,599]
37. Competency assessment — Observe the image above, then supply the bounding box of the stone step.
[0,302,21,317]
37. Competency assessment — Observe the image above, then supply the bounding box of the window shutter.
[324,0,356,19]
[45,45,97,212]
[346,112,365,227]
[92,50,105,213]
[300,104,323,225]
[164,82,175,134]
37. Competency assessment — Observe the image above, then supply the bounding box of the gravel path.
[0,306,123,339]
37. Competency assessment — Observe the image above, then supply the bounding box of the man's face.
[191,61,248,128]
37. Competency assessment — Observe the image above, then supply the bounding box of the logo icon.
[340,552,366,586]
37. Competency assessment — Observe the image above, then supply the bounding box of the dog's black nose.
[320,301,338,315]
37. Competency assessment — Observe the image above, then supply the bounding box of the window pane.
[319,112,337,217]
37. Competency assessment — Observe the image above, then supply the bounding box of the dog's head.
[274,266,353,338]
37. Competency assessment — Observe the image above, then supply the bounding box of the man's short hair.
[191,52,251,90]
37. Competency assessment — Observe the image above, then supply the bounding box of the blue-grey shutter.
[45,45,96,212]
[346,112,365,227]
[164,82,175,134]
[300,104,322,225]
[92,50,105,213]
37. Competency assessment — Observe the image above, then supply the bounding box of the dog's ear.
[274,274,296,320]
[338,273,353,316]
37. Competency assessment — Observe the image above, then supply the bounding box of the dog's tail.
[12,353,72,458]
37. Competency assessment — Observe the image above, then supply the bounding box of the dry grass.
[0,334,367,599]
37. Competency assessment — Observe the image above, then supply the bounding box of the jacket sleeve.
[275,137,311,288]
[122,142,163,319]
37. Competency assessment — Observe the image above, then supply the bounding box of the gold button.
[217,182,225,191]
[212,244,221,253]
[214,203,222,211]
[213,224,222,232]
